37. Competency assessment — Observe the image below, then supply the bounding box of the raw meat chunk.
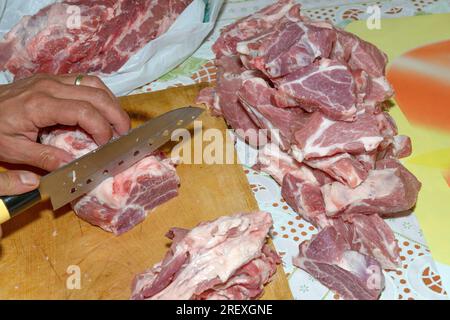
[293,111,383,161]
[293,226,384,300]
[305,153,368,188]
[275,59,357,121]
[282,171,326,223]
[238,20,336,78]
[215,56,263,147]
[212,0,302,58]
[41,127,180,234]
[238,77,309,150]
[197,0,421,300]
[196,87,222,116]
[0,0,192,78]
[131,211,280,300]
[321,159,421,216]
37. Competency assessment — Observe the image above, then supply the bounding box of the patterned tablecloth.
[130,0,450,300]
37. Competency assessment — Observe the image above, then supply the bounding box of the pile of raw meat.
[0,0,192,79]
[131,211,280,300]
[41,127,180,235]
[197,0,421,300]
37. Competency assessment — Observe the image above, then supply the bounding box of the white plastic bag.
[0,0,223,96]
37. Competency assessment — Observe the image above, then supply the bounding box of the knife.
[0,106,203,224]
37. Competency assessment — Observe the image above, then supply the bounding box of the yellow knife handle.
[0,189,42,223]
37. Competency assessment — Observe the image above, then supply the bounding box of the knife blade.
[0,106,203,223]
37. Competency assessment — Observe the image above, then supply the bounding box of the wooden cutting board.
[0,83,292,300]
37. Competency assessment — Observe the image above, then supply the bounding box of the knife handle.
[0,189,42,223]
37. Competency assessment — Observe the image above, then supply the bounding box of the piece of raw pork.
[41,127,180,235]
[0,0,192,78]
[197,0,421,300]
[131,211,280,300]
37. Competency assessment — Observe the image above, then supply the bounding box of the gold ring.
[74,74,84,86]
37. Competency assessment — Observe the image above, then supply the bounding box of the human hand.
[0,74,130,194]
[0,73,130,170]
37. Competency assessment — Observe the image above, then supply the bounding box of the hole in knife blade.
[103,170,109,175]
[86,179,93,184]
[133,151,140,157]
[118,160,124,166]
[70,187,77,194]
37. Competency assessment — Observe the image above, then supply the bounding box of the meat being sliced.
[0,0,192,78]
[275,59,357,121]
[293,226,384,300]
[238,77,310,150]
[41,127,180,235]
[322,159,421,216]
[212,0,302,58]
[305,153,369,188]
[130,211,280,300]
[292,111,383,161]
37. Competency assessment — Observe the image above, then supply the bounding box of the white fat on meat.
[131,211,279,300]
[253,143,302,185]
[40,129,97,159]
[293,116,336,161]
[322,168,399,215]
[305,153,368,188]
[294,112,384,161]
[42,127,180,235]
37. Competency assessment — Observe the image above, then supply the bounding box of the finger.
[56,74,115,100]
[77,75,131,134]
[12,140,74,172]
[42,79,130,135]
[25,94,113,145]
[54,75,131,134]
[0,170,40,196]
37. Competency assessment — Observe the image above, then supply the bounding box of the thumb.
[0,170,40,196]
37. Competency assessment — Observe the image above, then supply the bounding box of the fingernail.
[20,172,39,186]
